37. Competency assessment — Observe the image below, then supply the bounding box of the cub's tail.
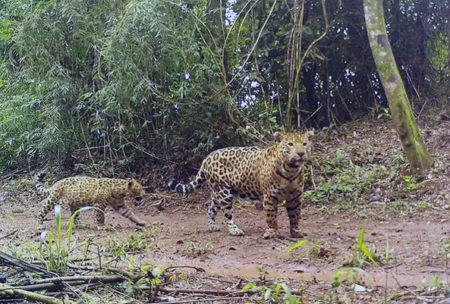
[168,169,206,194]
[33,172,48,196]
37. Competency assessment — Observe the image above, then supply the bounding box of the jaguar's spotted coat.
[36,175,146,229]
[169,131,314,238]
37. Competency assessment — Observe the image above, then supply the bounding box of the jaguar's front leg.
[263,194,279,239]
[115,201,146,227]
[286,195,303,238]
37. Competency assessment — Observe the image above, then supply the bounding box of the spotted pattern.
[37,176,146,228]
[169,131,314,238]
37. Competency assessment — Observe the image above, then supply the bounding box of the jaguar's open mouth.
[289,156,305,166]
[288,162,300,168]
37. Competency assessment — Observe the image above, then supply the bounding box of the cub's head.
[274,130,314,168]
[127,179,146,202]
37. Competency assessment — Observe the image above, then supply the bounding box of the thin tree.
[363,0,432,173]
[285,0,328,131]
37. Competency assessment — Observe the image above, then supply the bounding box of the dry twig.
[0,283,74,304]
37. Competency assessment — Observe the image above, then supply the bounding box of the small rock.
[0,192,8,203]
[352,284,367,292]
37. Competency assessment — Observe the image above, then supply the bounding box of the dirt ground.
[0,118,449,303]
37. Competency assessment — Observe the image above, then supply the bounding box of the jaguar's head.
[274,130,314,168]
[127,179,146,202]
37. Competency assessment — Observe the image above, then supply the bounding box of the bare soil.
[1,118,449,303]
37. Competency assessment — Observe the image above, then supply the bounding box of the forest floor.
[0,118,449,303]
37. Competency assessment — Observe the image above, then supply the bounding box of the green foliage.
[307,240,331,259]
[27,205,91,273]
[286,239,308,253]
[439,237,450,256]
[104,225,160,259]
[122,264,165,299]
[377,107,391,119]
[402,175,429,191]
[0,59,42,172]
[415,201,431,212]
[344,225,381,268]
[242,280,301,304]
[356,226,380,267]
[286,238,332,263]
[184,240,214,256]
[0,0,447,173]
[332,267,366,288]
[303,149,389,209]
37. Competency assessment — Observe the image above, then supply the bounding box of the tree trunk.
[286,0,306,131]
[207,0,230,85]
[363,0,432,173]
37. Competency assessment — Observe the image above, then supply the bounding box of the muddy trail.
[0,119,449,303]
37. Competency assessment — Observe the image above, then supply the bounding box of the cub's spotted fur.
[37,175,146,228]
[169,131,314,238]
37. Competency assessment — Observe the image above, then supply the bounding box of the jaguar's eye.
[303,142,308,146]
[288,142,294,146]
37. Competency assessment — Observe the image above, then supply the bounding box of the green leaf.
[242,282,257,291]
[152,266,164,277]
[263,288,272,300]
[274,283,282,295]
[286,239,307,252]
[67,206,98,249]
[357,226,380,267]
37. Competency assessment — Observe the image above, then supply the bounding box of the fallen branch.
[165,265,205,273]
[140,286,304,296]
[0,283,74,304]
[152,296,246,304]
[5,275,127,293]
[67,262,142,281]
[35,275,127,285]
[0,230,18,241]
[380,288,444,303]
[0,251,55,277]
[155,287,253,296]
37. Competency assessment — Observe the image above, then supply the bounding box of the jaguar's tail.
[168,168,207,194]
[33,172,48,196]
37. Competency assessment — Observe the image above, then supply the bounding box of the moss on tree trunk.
[363,0,432,173]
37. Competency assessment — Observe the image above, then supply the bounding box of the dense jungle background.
[0,0,447,175]
[0,0,449,303]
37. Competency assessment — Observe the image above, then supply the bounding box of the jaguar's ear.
[127,179,133,189]
[304,130,314,138]
[273,132,283,142]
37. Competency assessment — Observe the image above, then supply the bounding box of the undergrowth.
[183,240,214,256]
[303,146,434,215]
[304,149,392,209]
[27,205,93,273]
[285,239,332,263]
[103,225,161,259]
[243,268,303,304]
[343,225,382,269]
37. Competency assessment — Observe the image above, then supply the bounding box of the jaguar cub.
[169,130,314,238]
[36,175,147,229]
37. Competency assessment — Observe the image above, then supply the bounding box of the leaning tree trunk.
[363,0,432,173]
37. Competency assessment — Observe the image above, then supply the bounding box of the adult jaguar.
[169,130,314,238]
[36,174,147,229]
